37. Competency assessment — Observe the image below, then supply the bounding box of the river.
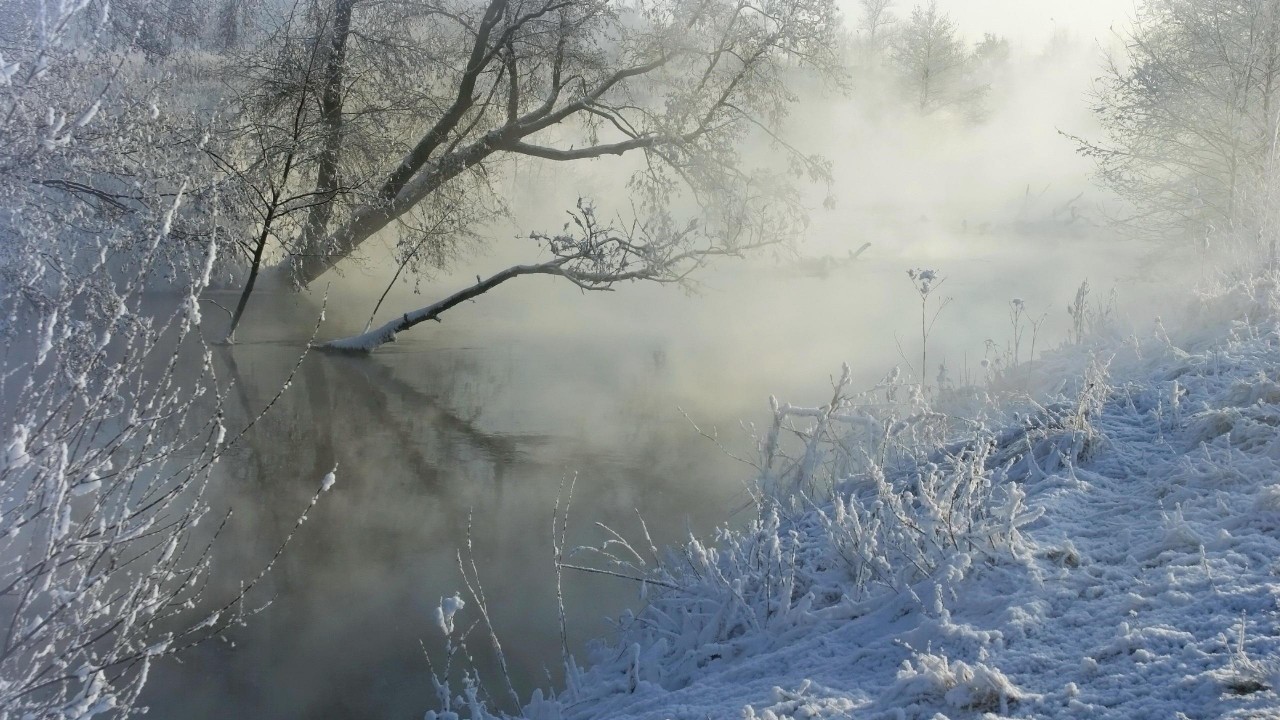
[139,235,1159,718]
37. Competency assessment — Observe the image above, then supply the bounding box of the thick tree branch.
[316,201,775,351]
[318,261,565,351]
[377,0,511,201]
[501,135,665,160]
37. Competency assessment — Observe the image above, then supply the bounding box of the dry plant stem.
[553,474,577,689]
[458,511,522,713]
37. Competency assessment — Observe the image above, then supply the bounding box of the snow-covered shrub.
[1204,615,1280,698]
[585,508,829,691]
[421,542,535,720]
[1253,484,1280,513]
[759,363,956,499]
[0,4,234,293]
[1179,274,1280,350]
[740,681,858,720]
[561,363,1057,698]
[883,648,1028,715]
[815,438,1042,596]
[1066,280,1115,346]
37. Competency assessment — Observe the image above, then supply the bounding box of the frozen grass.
[423,273,1280,719]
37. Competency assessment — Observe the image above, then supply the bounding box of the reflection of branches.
[332,352,521,466]
[321,200,776,351]
[215,346,269,488]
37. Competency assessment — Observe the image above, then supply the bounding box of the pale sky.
[842,0,1136,46]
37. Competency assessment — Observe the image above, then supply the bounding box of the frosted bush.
[0,2,323,715]
[884,649,1028,714]
[563,362,1072,698]
[1253,485,1280,512]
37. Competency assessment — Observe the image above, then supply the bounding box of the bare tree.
[212,0,843,346]
[203,0,364,342]
[889,1,985,115]
[102,0,210,60]
[859,0,896,49]
[1069,0,1280,254]
[216,0,259,50]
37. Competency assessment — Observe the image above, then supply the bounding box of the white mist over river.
[138,10,1182,715]
[141,229,1168,718]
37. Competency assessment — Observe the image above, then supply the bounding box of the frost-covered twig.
[0,6,326,713]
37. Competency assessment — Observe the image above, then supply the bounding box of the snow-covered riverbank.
[429,276,1280,720]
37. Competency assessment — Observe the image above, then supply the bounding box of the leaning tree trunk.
[287,139,504,288]
[288,0,511,287]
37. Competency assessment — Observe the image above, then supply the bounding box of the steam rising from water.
[149,4,1201,717]
[300,13,1171,392]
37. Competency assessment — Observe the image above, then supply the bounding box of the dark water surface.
[140,243,1154,719]
[143,288,766,720]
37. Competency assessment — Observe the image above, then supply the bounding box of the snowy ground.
[429,277,1280,720]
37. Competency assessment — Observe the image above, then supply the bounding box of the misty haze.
[2,0,1279,718]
